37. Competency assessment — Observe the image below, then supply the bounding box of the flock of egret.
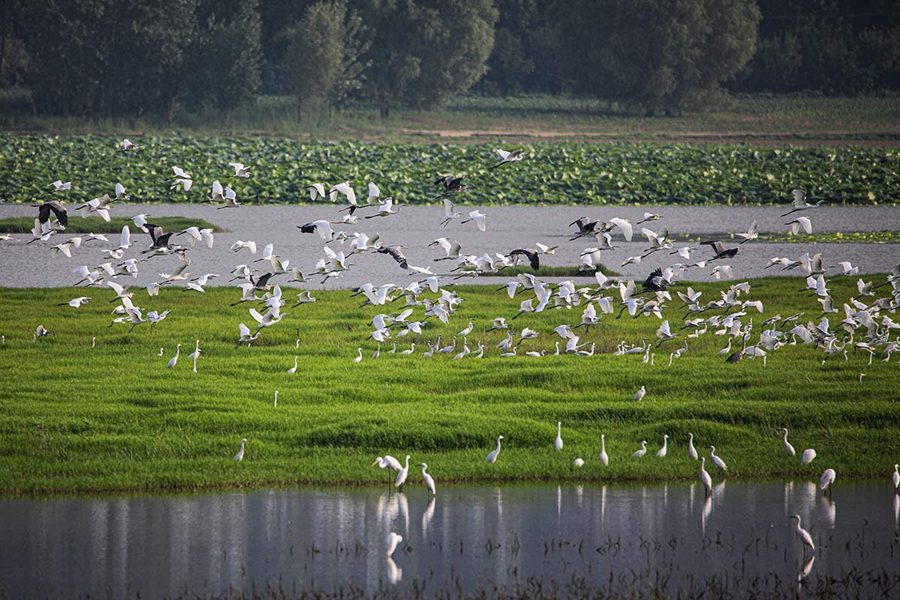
[10,137,900,574]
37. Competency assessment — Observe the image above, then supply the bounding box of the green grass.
[3,94,900,142]
[0,276,898,497]
[2,134,898,207]
[0,216,224,234]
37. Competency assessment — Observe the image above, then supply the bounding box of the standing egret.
[791,515,815,553]
[688,433,699,460]
[234,438,247,462]
[555,422,563,451]
[188,339,201,373]
[599,434,609,466]
[395,455,411,490]
[486,435,504,464]
[782,428,796,456]
[573,458,585,468]
[819,468,836,496]
[802,449,817,464]
[288,356,298,374]
[273,390,278,408]
[700,457,712,496]
[656,434,669,458]
[710,446,728,471]
[166,344,181,369]
[386,532,403,557]
[892,464,899,493]
[353,348,363,363]
[633,386,646,402]
[632,441,648,458]
[372,455,403,484]
[419,463,436,496]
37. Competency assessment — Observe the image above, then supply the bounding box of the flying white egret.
[492,148,524,169]
[228,162,251,178]
[234,438,247,462]
[656,434,669,458]
[236,322,259,347]
[801,449,817,464]
[710,446,728,471]
[632,441,648,458]
[633,386,646,402]
[419,463,436,495]
[787,216,813,235]
[782,189,825,217]
[386,532,403,557]
[58,296,91,308]
[700,457,712,496]
[486,435,504,464]
[395,455,411,489]
[599,434,609,465]
[166,343,181,369]
[819,468,836,495]
[555,422,563,451]
[688,433,699,460]
[781,428,796,456]
[461,210,487,232]
[791,515,815,553]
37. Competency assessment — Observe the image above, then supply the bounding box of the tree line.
[0,0,897,121]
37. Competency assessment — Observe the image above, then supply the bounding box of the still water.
[1,482,898,597]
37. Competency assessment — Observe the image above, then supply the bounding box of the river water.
[1,204,898,289]
[1,482,898,598]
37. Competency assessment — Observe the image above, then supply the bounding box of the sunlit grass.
[0,276,897,496]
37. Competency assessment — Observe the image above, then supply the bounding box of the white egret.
[688,433,699,460]
[353,348,363,363]
[790,515,815,552]
[461,210,487,232]
[492,148,524,169]
[273,390,278,407]
[188,339,201,372]
[486,435,504,464]
[819,468,836,496]
[656,434,669,458]
[234,438,247,462]
[802,448,817,463]
[122,138,139,152]
[228,162,251,178]
[782,428,796,456]
[58,296,91,308]
[287,356,298,374]
[555,422,563,451]
[633,385,646,402]
[395,455,411,489]
[710,446,728,471]
[372,455,403,471]
[632,441,648,458]
[419,462,436,495]
[166,344,181,369]
[599,434,609,466]
[700,457,713,496]
[386,532,403,557]
[892,464,899,492]
[573,458,585,467]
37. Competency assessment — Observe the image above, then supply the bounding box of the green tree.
[551,0,759,114]
[285,2,344,121]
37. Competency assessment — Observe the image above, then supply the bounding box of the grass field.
[1,275,898,497]
[3,94,900,143]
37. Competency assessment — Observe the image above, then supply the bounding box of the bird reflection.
[422,496,435,538]
[893,494,899,530]
[386,557,402,585]
[817,495,836,528]
[576,485,584,509]
[797,555,815,592]
[378,491,410,536]
[701,496,712,535]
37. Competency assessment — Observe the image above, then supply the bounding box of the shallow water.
[1,482,898,597]
[1,204,898,289]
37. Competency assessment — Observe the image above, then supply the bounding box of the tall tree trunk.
[297,93,302,123]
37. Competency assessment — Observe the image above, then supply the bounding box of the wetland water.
[1,204,899,289]
[1,482,898,597]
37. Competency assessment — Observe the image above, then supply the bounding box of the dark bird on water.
[700,240,738,261]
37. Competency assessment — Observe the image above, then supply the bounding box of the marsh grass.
[0,276,897,496]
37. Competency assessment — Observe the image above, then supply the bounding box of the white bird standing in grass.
[782,428,796,456]
[892,464,899,492]
[700,457,713,496]
[419,462,436,495]
[353,348,363,363]
[820,468,836,496]
[802,449,817,464]
[234,438,247,462]
[386,532,403,557]
[710,446,727,471]
[166,343,181,369]
[632,441,648,458]
[599,434,609,466]
[188,339,201,372]
[791,515,815,553]
[656,434,669,458]
[555,422,563,451]
[395,455,411,490]
[688,433,699,460]
[573,458,585,467]
[633,386,646,402]
[288,356,298,374]
[486,435,504,463]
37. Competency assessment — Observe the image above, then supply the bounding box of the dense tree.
[285,2,344,121]
[551,0,759,114]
